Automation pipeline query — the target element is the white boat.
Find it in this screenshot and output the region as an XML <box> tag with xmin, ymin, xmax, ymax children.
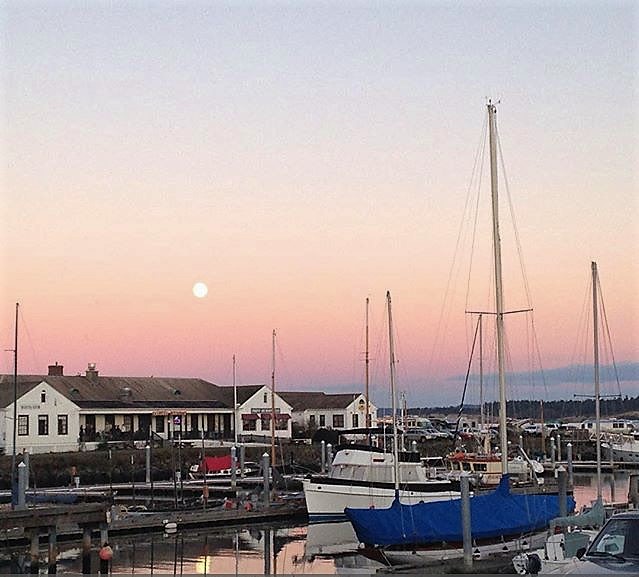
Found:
<box><xmin>302</xmin><ymin>443</ymin><xmax>458</xmax><ymax>521</ymax></box>
<box><xmin>602</xmin><ymin>433</ymin><xmax>639</xmax><ymax>463</ymax></box>
<box><xmin>303</xmin><ymin>295</ymin><xmax>459</xmax><ymax>520</ymax></box>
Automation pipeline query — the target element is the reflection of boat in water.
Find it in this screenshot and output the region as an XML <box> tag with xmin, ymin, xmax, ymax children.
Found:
<box><xmin>304</xmin><ymin>521</ymin><xmax>360</xmax><ymax>559</ymax></box>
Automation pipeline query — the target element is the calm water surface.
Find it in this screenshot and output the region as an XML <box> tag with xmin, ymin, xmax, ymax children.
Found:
<box><xmin>1</xmin><ymin>472</ymin><xmax>631</xmax><ymax>574</ymax></box>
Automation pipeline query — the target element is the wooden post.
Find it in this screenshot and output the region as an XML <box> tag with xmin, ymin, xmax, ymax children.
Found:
<box><xmin>48</xmin><ymin>526</ymin><xmax>57</xmax><ymax>574</ymax></box>
<box><xmin>30</xmin><ymin>529</ymin><xmax>39</xmax><ymax>574</ymax></box>
<box><xmin>82</xmin><ymin>527</ymin><xmax>92</xmax><ymax>574</ymax></box>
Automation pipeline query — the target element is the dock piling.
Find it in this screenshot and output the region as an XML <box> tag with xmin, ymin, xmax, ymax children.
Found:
<box><xmin>81</xmin><ymin>527</ymin><xmax>92</xmax><ymax>574</ymax></box>
<box><xmin>262</xmin><ymin>453</ymin><xmax>270</xmax><ymax>506</ymax></box>
<box><xmin>29</xmin><ymin>529</ymin><xmax>39</xmax><ymax>574</ymax></box>
<box><xmin>566</xmin><ymin>443</ymin><xmax>573</xmax><ymax>485</ymax></box>
<box><xmin>628</xmin><ymin>474</ymin><xmax>639</xmax><ymax>508</ymax></box>
<box><xmin>231</xmin><ymin>446</ymin><xmax>237</xmax><ymax>491</ymax></box>
<box><xmin>320</xmin><ymin>441</ymin><xmax>326</xmax><ymax>473</ymax></box>
<box><xmin>558</xmin><ymin>466</ymin><xmax>567</xmax><ymax>519</ymax></box>
<box><xmin>17</xmin><ymin>461</ymin><xmax>27</xmax><ymax>510</ymax></box>
<box><xmin>48</xmin><ymin>526</ymin><xmax>57</xmax><ymax>574</ymax></box>
<box><xmin>460</xmin><ymin>473</ymin><xmax>472</xmax><ymax>570</ymax></box>
<box><xmin>240</xmin><ymin>445</ymin><xmax>246</xmax><ymax>479</ymax></box>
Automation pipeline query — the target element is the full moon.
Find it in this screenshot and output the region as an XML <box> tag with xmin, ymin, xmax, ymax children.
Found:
<box><xmin>192</xmin><ymin>282</ymin><xmax>208</xmax><ymax>298</ymax></box>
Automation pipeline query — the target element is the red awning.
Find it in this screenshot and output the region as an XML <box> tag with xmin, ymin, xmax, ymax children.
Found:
<box><xmin>260</xmin><ymin>413</ymin><xmax>291</xmax><ymax>420</ymax></box>
<box><xmin>241</xmin><ymin>413</ymin><xmax>259</xmax><ymax>420</ymax></box>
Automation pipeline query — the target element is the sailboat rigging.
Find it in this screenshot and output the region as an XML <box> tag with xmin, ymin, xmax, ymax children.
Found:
<box><xmin>344</xmin><ymin>102</ymin><xmax>574</xmax><ymax>561</ymax></box>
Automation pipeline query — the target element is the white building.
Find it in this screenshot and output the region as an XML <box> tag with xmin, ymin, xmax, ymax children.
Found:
<box><xmin>224</xmin><ymin>384</ymin><xmax>293</xmax><ymax>441</ymax></box>
<box><xmin>279</xmin><ymin>391</ymin><xmax>377</xmax><ymax>432</ymax></box>
<box><xmin>0</xmin><ymin>364</ymin><xmax>292</xmax><ymax>454</ymax></box>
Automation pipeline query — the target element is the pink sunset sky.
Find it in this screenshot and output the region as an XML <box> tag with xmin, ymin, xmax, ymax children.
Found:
<box><xmin>1</xmin><ymin>2</ymin><xmax>637</xmax><ymax>406</ymax></box>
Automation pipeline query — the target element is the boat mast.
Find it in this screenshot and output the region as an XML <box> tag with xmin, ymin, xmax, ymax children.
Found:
<box><xmin>479</xmin><ymin>313</ymin><xmax>484</xmax><ymax>432</ymax></box>
<box><xmin>270</xmin><ymin>329</ymin><xmax>277</xmax><ymax>467</ymax></box>
<box><xmin>487</xmin><ymin>101</ymin><xmax>509</xmax><ymax>474</ymax></box>
<box><xmin>10</xmin><ymin>302</ymin><xmax>19</xmax><ymax>509</ymax></box>
<box><xmin>386</xmin><ymin>291</ymin><xmax>400</xmax><ymax>491</ymax></box>
<box><xmin>365</xmin><ymin>297</ymin><xmax>371</xmax><ymax>430</ymax></box>
<box><xmin>592</xmin><ymin>261</ymin><xmax>602</xmax><ymax>500</ymax></box>
<box><xmin>233</xmin><ymin>354</ymin><xmax>238</xmax><ymax>446</ymax></box>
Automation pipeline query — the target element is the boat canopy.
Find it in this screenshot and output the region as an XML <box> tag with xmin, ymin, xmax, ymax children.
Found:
<box><xmin>200</xmin><ymin>454</ymin><xmax>232</xmax><ymax>473</ymax></box>
<box><xmin>345</xmin><ymin>475</ymin><xmax>575</xmax><ymax>547</ymax></box>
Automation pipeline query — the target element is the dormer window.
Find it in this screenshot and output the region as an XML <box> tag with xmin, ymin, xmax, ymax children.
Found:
<box><xmin>41</xmin><ymin>391</ymin><xmax>46</xmax><ymax>403</ymax></box>
<box><xmin>263</xmin><ymin>393</ymin><xmax>268</xmax><ymax>403</ymax></box>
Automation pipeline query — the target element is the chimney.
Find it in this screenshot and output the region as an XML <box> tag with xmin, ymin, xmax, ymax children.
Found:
<box><xmin>48</xmin><ymin>362</ymin><xmax>64</xmax><ymax>376</ymax></box>
<box><xmin>85</xmin><ymin>362</ymin><xmax>99</xmax><ymax>382</ymax></box>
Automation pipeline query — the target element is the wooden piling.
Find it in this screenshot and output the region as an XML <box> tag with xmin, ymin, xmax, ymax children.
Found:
<box><xmin>48</xmin><ymin>526</ymin><xmax>57</xmax><ymax>574</ymax></box>
<box><xmin>29</xmin><ymin>529</ymin><xmax>39</xmax><ymax>574</ymax></box>
<box><xmin>82</xmin><ymin>527</ymin><xmax>92</xmax><ymax>574</ymax></box>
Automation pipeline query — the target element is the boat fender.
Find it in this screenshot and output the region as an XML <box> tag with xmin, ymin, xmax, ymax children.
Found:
<box><xmin>99</xmin><ymin>544</ymin><xmax>113</xmax><ymax>561</ymax></box>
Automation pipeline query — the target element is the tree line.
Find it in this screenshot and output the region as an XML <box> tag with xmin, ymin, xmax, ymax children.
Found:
<box><xmin>404</xmin><ymin>396</ymin><xmax>639</xmax><ymax>421</ymax></box>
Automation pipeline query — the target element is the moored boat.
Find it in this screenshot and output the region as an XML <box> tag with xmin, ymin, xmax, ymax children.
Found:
<box><xmin>303</xmin><ymin>443</ymin><xmax>458</xmax><ymax>521</ymax></box>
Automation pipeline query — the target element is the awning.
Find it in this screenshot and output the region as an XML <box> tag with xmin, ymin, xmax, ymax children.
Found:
<box><xmin>241</xmin><ymin>414</ymin><xmax>259</xmax><ymax>421</ymax></box>
<box><xmin>260</xmin><ymin>413</ymin><xmax>291</xmax><ymax>420</ymax></box>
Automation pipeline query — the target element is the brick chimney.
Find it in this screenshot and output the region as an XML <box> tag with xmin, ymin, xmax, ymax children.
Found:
<box><xmin>85</xmin><ymin>362</ymin><xmax>99</xmax><ymax>382</ymax></box>
<box><xmin>48</xmin><ymin>362</ymin><xmax>64</xmax><ymax>376</ymax></box>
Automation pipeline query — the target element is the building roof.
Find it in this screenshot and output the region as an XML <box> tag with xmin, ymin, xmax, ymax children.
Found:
<box><xmin>0</xmin><ymin>374</ymin><xmax>228</xmax><ymax>409</ymax></box>
<box><xmin>214</xmin><ymin>384</ymin><xmax>266</xmax><ymax>407</ymax></box>
<box><xmin>279</xmin><ymin>391</ymin><xmax>363</xmax><ymax>411</ymax></box>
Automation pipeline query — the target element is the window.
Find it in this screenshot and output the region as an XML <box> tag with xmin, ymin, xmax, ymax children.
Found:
<box><xmin>276</xmin><ymin>417</ymin><xmax>288</xmax><ymax>430</ymax></box>
<box><xmin>123</xmin><ymin>415</ymin><xmax>133</xmax><ymax>432</ymax></box>
<box><xmin>18</xmin><ymin>415</ymin><xmax>29</xmax><ymax>436</ymax></box>
<box><xmin>243</xmin><ymin>418</ymin><xmax>257</xmax><ymax>431</ymax></box>
<box><xmin>263</xmin><ymin>392</ymin><xmax>268</xmax><ymax>403</ymax></box>
<box><xmin>105</xmin><ymin>414</ymin><xmax>115</xmax><ymax>431</ymax></box>
<box><xmin>38</xmin><ymin>415</ymin><xmax>49</xmax><ymax>436</ymax></box>
<box><xmin>333</xmin><ymin>414</ymin><xmax>345</xmax><ymax>428</ymax></box>
<box><xmin>57</xmin><ymin>415</ymin><xmax>68</xmax><ymax>435</ymax></box>
<box><xmin>352</xmin><ymin>413</ymin><xmax>359</xmax><ymax>428</ymax></box>
<box><xmin>41</xmin><ymin>391</ymin><xmax>46</xmax><ymax>403</ymax></box>
<box><xmin>260</xmin><ymin>416</ymin><xmax>270</xmax><ymax>431</ymax></box>
<box><xmin>309</xmin><ymin>414</ymin><xmax>316</xmax><ymax>427</ymax></box>
<box><xmin>319</xmin><ymin>415</ymin><xmax>326</xmax><ymax>427</ymax></box>
<box><xmin>155</xmin><ymin>416</ymin><xmax>165</xmax><ymax>433</ymax></box>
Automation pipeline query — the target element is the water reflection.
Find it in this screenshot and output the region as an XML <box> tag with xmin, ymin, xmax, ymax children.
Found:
<box><xmin>0</xmin><ymin>473</ymin><xmax>631</xmax><ymax>574</ymax></box>
<box><xmin>572</xmin><ymin>471</ymin><xmax>630</xmax><ymax>508</ymax></box>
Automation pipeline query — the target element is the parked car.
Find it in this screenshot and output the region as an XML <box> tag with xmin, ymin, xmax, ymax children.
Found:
<box><xmin>404</xmin><ymin>426</ymin><xmax>450</xmax><ymax>442</ymax></box>
<box><xmin>546</xmin><ymin>511</ymin><xmax>639</xmax><ymax>574</ymax></box>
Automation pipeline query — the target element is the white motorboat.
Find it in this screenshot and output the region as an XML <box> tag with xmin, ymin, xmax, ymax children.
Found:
<box><xmin>303</xmin><ymin>443</ymin><xmax>458</xmax><ymax>521</ymax></box>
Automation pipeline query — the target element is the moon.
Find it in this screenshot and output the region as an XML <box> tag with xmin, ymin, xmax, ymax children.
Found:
<box><xmin>192</xmin><ymin>282</ymin><xmax>208</xmax><ymax>298</ymax></box>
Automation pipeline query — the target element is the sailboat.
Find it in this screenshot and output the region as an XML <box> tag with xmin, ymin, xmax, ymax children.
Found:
<box><xmin>344</xmin><ymin>102</ymin><xmax>574</xmax><ymax>564</ymax></box>
<box><xmin>512</xmin><ymin>261</ymin><xmax>609</xmax><ymax>575</ymax></box>
<box><xmin>303</xmin><ymin>295</ymin><xmax>459</xmax><ymax>521</ymax></box>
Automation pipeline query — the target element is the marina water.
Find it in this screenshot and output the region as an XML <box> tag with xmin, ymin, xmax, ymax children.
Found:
<box><xmin>0</xmin><ymin>472</ymin><xmax>631</xmax><ymax>574</ymax></box>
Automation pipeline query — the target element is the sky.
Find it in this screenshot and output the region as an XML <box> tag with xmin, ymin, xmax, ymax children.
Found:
<box><xmin>1</xmin><ymin>1</ymin><xmax>637</xmax><ymax>407</ymax></box>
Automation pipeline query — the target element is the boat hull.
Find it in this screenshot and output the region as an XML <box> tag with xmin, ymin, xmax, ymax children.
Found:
<box><xmin>303</xmin><ymin>477</ymin><xmax>458</xmax><ymax>521</ymax></box>
<box><xmin>602</xmin><ymin>442</ymin><xmax>639</xmax><ymax>464</ymax></box>
<box><xmin>362</xmin><ymin>530</ymin><xmax>548</xmax><ymax>569</ymax></box>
